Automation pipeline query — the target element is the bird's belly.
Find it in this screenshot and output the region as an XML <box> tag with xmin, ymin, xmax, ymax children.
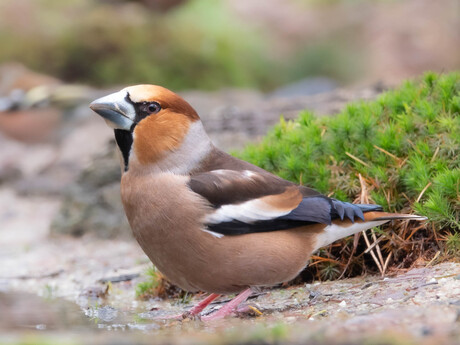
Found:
<box><xmin>139</xmin><ymin>227</ymin><xmax>317</xmax><ymax>294</ymax></box>
<box><xmin>121</xmin><ymin>172</ymin><xmax>317</xmax><ymax>294</ymax></box>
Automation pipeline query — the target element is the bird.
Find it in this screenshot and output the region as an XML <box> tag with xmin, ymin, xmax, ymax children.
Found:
<box><xmin>89</xmin><ymin>85</ymin><xmax>426</xmax><ymax>321</ymax></box>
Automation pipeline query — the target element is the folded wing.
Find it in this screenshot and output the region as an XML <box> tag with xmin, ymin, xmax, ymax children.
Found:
<box><xmin>188</xmin><ymin>169</ymin><xmax>382</xmax><ymax>235</ymax></box>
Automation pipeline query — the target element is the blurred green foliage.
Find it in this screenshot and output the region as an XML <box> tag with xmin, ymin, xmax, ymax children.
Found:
<box><xmin>238</xmin><ymin>72</ymin><xmax>460</xmax><ymax>274</ymax></box>
<box><xmin>0</xmin><ymin>0</ymin><xmax>360</xmax><ymax>90</ymax></box>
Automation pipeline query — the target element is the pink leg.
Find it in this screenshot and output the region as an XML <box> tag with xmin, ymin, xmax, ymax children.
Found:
<box><xmin>184</xmin><ymin>293</ymin><xmax>220</xmax><ymax>318</ymax></box>
<box><xmin>157</xmin><ymin>293</ymin><xmax>220</xmax><ymax>320</ymax></box>
<box><xmin>201</xmin><ymin>288</ymin><xmax>252</xmax><ymax>321</ymax></box>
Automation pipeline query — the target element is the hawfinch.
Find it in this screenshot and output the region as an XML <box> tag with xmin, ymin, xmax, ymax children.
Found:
<box><xmin>90</xmin><ymin>85</ymin><xmax>426</xmax><ymax>320</ymax></box>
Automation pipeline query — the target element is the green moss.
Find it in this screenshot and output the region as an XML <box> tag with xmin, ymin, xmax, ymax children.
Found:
<box><xmin>135</xmin><ymin>266</ymin><xmax>162</xmax><ymax>299</ymax></box>
<box><xmin>237</xmin><ymin>72</ymin><xmax>460</xmax><ymax>274</ymax></box>
<box><xmin>136</xmin><ymin>265</ymin><xmax>187</xmax><ymax>300</ymax></box>
<box><xmin>445</xmin><ymin>232</ymin><xmax>460</xmax><ymax>256</ymax></box>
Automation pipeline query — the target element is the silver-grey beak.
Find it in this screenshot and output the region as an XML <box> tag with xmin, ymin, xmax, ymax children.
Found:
<box><xmin>89</xmin><ymin>90</ymin><xmax>136</xmax><ymax>131</ymax></box>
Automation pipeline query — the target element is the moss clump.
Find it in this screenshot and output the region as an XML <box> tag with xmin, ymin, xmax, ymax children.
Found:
<box><xmin>135</xmin><ymin>266</ymin><xmax>160</xmax><ymax>299</ymax></box>
<box><xmin>136</xmin><ymin>266</ymin><xmax>187</xmax><ymax>300</ymax></box>
<box><xmin>238</xmin><ymin>72</ymin><xmax>459</xmax><ymax>279</ymax></box>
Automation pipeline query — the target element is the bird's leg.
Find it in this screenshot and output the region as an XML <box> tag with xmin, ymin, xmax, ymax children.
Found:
<box><xmin>159</xmin><ymin>293</ymin><xmax>220</xmax><ymax>320</ymax></box>
<box><xmin>182</xmin><ymin>293</ymin><xmax>220</xmax><ymax>319</ymax></box>
<box><xmin>201</xmin><ymin>288</ymin><xmax>252</xmax><ymax>321</ymax></box>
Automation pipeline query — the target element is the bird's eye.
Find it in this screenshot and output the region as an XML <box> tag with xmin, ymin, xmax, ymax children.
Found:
<box><xmin>136</xmin><ymin>101</ymin><xmax>162</xmax><ymax>122</ymax></box>
<box><xmin>147</xmin><ymin>102</ymin><xmax>161</xmax><ymax>114</ymax></box>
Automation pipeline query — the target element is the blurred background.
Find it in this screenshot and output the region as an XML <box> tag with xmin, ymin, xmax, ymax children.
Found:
<box><xmin>1</xmin><ymin>0</ymin><xmax>459</xmax><ymax>91</ymax></box>
<box><xmin>0</xmin><ymin>0</ymin><xmax>459</xmax><ymax>343</ymax></box>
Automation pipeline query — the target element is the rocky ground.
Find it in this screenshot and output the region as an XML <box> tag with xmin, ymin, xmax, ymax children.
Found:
<box><xmin>0</xmin><ymin>71</ymin><xmax>459</xmax><ymax>344</ymax></box>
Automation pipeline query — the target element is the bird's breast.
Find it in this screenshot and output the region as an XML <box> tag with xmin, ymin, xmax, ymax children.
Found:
<box><xmin>120</xmin><ymin>171</ymin><xmax>214</xmax><ymax>290</ymax></box>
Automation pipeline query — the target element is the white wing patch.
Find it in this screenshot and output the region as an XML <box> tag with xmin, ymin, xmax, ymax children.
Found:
<box><xmin>205</xmin><ymin>198</ymin><xmax>292</xmax><ymax>224</ymax></box>
<box><xmin>243</xmin><ymin>170</ymin><xmax>256</xmax><ymax>178</ymax></box>
<box><xmin>212</xmin><ymin>169</ymin><xmax>256</xmax><ymax>180</ymax></box>
<box><xmin>202</xmin><ymin>229</ymin><xmax>225</xmax><ymax>238</ymax></box>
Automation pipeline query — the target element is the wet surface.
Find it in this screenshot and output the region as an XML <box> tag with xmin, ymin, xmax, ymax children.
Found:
<box><xmin>1</xmin><ymin>258</ymin><xmax>459</xmax><ymax>344</ymax></box>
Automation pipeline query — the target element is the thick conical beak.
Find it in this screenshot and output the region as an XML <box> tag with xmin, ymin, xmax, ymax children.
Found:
<box><xmin>89</xmin><ymin>90</ymin><xmax>136</xmax><ymax>130</ymax></box>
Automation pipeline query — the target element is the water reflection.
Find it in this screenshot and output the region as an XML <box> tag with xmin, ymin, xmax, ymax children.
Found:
<box><xmin>0</xmin><ymin>291</ymin><xmax>94</xmax><ymax>331</ymax></box>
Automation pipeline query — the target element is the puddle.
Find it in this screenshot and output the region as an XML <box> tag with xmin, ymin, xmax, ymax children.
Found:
<box><xmin>0</xmin><ymin>291</ymin><xmax>94</xmax><ymax>332</ymax></box>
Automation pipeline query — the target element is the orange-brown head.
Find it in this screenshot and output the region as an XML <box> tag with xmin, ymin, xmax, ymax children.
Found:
<box><xmin>90</xmin><ymin>85</ymin><xmax>210</xmax><ymax>173</ymax></box>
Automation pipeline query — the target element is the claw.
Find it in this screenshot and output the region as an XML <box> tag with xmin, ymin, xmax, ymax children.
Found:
<box><xmin>248</xmin><ymin>305</ymin><xmax>263</xmax><ymax>316</ymax></box>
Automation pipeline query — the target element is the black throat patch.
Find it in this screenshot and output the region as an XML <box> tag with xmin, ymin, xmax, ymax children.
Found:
<box><xmin>112</xmin><ymin>94</ymin><xmax>156</xmax><ymax>172</ymax></box>
<box><xmin>114</xmin><ymin>129</ymin><xmax>133</xmax><ymax>171</ymax></box>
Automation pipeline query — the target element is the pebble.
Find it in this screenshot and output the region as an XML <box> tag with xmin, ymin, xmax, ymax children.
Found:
<box><xmin>339</xmin><ymin>300</ymin><xmax>347</xmax><ymax>308</ymax></box>
<box><xmin>96</xmin><ymin>305</ymin><xmax>118</xmax><ymax>322</ymax></box>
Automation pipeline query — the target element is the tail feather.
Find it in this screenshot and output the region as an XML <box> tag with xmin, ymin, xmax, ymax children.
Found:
<box><xmin>364</xmin><ymin>212</ymin><xmax>428</xmax><ymax>222</ymax></box>
<box><xmin>313</xmin><ymin>211</ymin><xmax>427</xmax><ymax>251</ymax></box>
<box><xmin>363</xmin><ymin>211</ymin><xmax>428</xmax><ymax>222</ymax></box>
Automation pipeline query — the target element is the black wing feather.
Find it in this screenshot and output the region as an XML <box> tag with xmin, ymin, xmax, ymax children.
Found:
<box><xmin>206</xmin><ymin>197</ymin><xmax>383</xmax><ymax>236</ymax></box>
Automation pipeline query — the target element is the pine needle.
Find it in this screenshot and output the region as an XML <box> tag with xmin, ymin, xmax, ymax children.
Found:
<box><xmin>345</xmin><ymin>152</ymin><xmax>369</xmax><ymax>167</ymax></box>
<box><xmin>373</xmin><ymin>144</ymin><xmax>400</xmax><ymax>162</ymax></box>
<box><xmin>416</xmin><ymin>182</ymin><xmax>432</xmax><ymax>203</ymax></box>
<box><xmin>310</xmin><ymin>255</ymin><xmax>345</xmax><ymax>267</ymax></box>
<box><xmin>430</xmin><ymin>146</ymin><xmax>440</xmax><ymax>163</ymax></box>
<box><xmin>425</xmin><ymin>251</ymin><xmax>441</xmax><ymax>267</ymax></box>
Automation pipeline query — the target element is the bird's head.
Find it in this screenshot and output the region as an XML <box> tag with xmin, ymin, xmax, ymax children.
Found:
<box><xmin>90</xmin><ymin>85</ymin><xmax>211</xmax><ymax>173</ymax></box>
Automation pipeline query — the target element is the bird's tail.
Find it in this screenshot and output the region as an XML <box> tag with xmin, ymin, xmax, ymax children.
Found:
<box><xmin>313</xmin><ymin>210</ymin><xmax>427</xmax><ymax>251</ymax></box>
<box><xmin>363</xmin><ymin>211</ymin><xmax>428</xmax><ymax>222</ymax></box>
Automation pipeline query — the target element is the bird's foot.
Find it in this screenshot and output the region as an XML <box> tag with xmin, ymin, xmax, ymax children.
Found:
<box><xmin>154</xmin><ymin>289</ymin><xmax>253</xmax><ymax>321</ymax></box>
<box><xmin>152</xmin><ymin>293</ymin><xmax>220</xmax><ymax>321</ymax></box>
<box><xmin>184</xmin><ymin>292</ymin><xmax>220</xmax><ymax>319</ymax></box>
<box><xmin>164</xmin><ymin>293</ymin><xmax>220</xmax><ymax>320</ymax></box>
<box><xmin>201</xmin><ymin>288</ymin><xmax>252</xmax><ymax>321</ymax></box>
